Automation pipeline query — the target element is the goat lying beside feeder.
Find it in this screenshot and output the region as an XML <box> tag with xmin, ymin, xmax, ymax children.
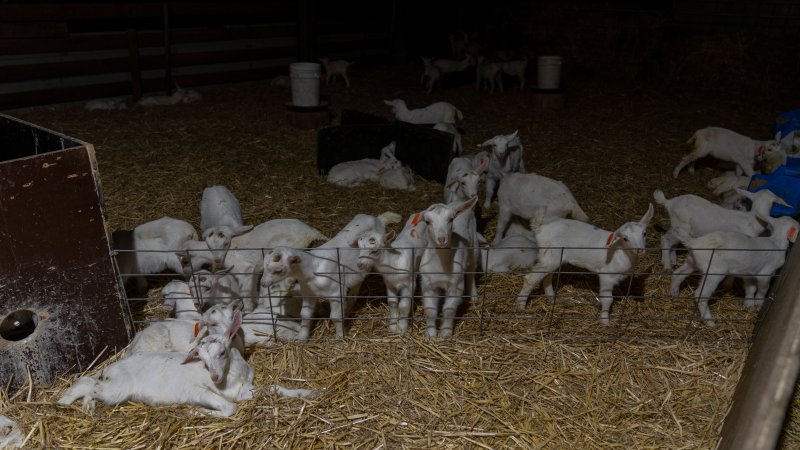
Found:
<box><xmin>59</xmin><ymin>312</ymin><xmax>315</xmax><ymax>417</ymax></box>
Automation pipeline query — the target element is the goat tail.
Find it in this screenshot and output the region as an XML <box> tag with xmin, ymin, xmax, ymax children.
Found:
<box><xmin>686</xmin><ymin>129</ymin><xmax>703</xmax><ymax>148</ymax></box>
<box><xmin>455</xmin><ymin>108</ymin><xmax>464</xmax><ymax>121</ymax></box>
<box><xmin>572</xmin><ymin>204</ymin><xmax>590</xmax><ymax>222</ymax></box>
<box><xmin>378</xmin><ymin>211</ymin><xmax>402</xmax><ymax>227</ymax></box>
<box><xmin>653</xmin><ymin>189</ymin><xmax>669</xmax><ymax>206</ymax></box>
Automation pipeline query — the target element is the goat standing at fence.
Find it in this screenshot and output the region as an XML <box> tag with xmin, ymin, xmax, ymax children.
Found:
<box><xmin>517</xmin><ymin>203</ymin><xmax>654</xmax><ymax>325</ymax></box>
<box><xmin>668</xmin><ymin>214</ymin><xmax>798</xmax><ymax>326</ymax></box>
<box><xmin>260</xmin><ymin>212</ymin><xmax>401</xmax><ymax>339</ymax></box>
<box><xmin>356</xmin><ymin>211</ymin><xmax>430</xmax><ymax>333</ymax></box>
<box><xmin>654</xmin><ymin>188</ymin><xmax>790</xmax><ymax>269</ymax></box>
<box><xmin>418</xmin><ymin>196</ymin><xmax>480</xmax><ymax>338</ymax></box>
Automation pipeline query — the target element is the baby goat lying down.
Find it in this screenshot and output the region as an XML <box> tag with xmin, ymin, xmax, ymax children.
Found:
<box><xmin>58</xmin><ymin>312</ymin><xmax>315</xmax><ymax>417</ymax></box>
<box><xmin>516</xmin><ymin>203</ymin><xmax>654</xmax><ymax>325</ymax></box>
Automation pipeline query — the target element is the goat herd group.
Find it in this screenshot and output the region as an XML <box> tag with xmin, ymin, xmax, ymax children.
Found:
<box><xmin>56</xmin><ymin>96</ymin><xmax>798</xmax><ymax>417</ymax></box>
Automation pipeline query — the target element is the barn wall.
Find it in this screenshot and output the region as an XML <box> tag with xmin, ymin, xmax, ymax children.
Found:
<box><xmin>0</xmin><ymin>1</ymin><xmax>394</xmax><ymax>110</ymax></box>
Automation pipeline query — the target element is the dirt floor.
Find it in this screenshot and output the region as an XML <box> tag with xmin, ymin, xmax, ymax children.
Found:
<box><xmin>3</xmin><ymin>60</ymin><xmax>799</xmax><ymax>448</ymax></box>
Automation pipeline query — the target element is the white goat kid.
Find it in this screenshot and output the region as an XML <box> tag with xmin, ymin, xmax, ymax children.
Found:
<box><xmin>673</xmin><ymin>127</ymin><xmax>786</xmax><ymax>178</ymax></box>
<box><xmin>420</xmin><ymin>57</ymin><xmax>442</xmax><ymax>94</ymax></box>
<box><xmin>126</xmin><ymin>302</ymin><xmax>244</xmax><ymax>356</ymax></box>
<box><xmin>476</xmin><ymin>56</ymin><xmax>503</xmax><ymax>93</ymax></box>
<box><xmin>497</xmin><ymin>57</ymin><xmax>527</xmax><ymax>89</ymax></box>
<box><xmin>418</xmin><ymin>197</ymin><xmax>480</xmax><ymax>338</ymax></box>
<box><xmin>60</xmin><ymin>313</ymin><xmax>257</xmax><ymax>417</ymax></box>
<box><xmin>356</xmin><ymin>211</ymin><xmax>429</xmax><ymax>333</ymax></box>
<box><xmin>669</xmin><ymin>214</ymin><xmax>799</xmax><ymax>326</ymax></box>
<box><xmin>319</xmin><ymin>58</ymin><xmax>353</xmax><ymax>87</ymax></box>
<box><xmin>242</xmin><ymin>278</ymin><xmax>302</xmax><ymax>345</ymax></box>
<box><xmin>378</xmin><ymin>166</ymin><xmax>416</xmax><ymax>191</ymax></box>
<box><xmin>706</xmin><ymin>172</ymin><xmax>753</xmax><ymax>210</ymax></box>
<box><xmin>161</xmin><ymin>280</ymin><xmax>203</xmax><ymax>320</ymax></box>
<box><xmin>517</xmin><ymin>204</ymin><xmax>654</xmax><ymax>325</ymax></box>
<box><xmin>327</xmin><ymin>141</ymin><xmax>402</xmax><ymax>187</ymax></box>
<box><xmin>654</xmin><ymin>188</ymin><xmax>790</xmax><ymax>269</ymax></box>
<box><xmin>444</xmin><ymin>155</ymin><xmax>489</xmax><ymax>204</ymax></box>
<box><xmin>134</xmin><ymin>216</ymin><xmax>198</xmax><ymax>250</ymax></box>
<box><xmin>477</xmin><ymin>130</ymin><xmax>527</xmax><ymax>209</ymax></box>
<box><xmin>200</xmin><ymin>185</ymin><xmax>252</xmax><ymax>264</ymax></box>
<box><xmin>260</xmin><ymin>212</ymin><xmax>401</xmax><ymax>339</ymax></box>
<box><xmin>494</xmin><ymin>172</ymin><xmax>589</xmax><ymax>244</ymax></box>
<box><xmin>431</xmin><ymin>55</ymin><xmax>473</xmax><ymax>73</ymax></box>
<box><xmin>384</xmin><ymin>99</ymin><xmax>463</xmax><ymax>125</ymax></box>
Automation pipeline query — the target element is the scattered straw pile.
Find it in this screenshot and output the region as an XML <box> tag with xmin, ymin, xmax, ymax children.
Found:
<box><xmin>3</xmin><ymin>60</ymin><xmax>798</xmax><ymax>448</ymax></box>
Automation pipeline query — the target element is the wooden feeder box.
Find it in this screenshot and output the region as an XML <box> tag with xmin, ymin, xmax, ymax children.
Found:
<box><xmin>0</xmin><ymin>114</ymin><xmax>131</xmax><ymax>390</ymax></box>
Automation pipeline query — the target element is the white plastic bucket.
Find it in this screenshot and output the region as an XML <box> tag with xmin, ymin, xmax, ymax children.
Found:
<box><xmin>537</xmin><ymin>56</ymin><xmax>562</xmax><ymax>90</ymax></box>
<box><xmin>289</xmin><ymin>62</ymin><xmax>321</xmax><ymax>107</ymax></box>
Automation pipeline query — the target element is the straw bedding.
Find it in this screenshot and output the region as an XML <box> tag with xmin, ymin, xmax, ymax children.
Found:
<box><xmin>3</xmin><ymin>61</ymin><xmax>798</xmax><ymax>448</ymax></box>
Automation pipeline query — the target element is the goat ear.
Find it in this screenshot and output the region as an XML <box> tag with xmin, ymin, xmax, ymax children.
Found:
<box><xmin>735</xmin><ymin>188</ymin><xmax>754</xmax><ymax>200</ymax></box>
<box><xmin>477</xmin><ymin>138</ymin><xmax>492</xmax><ymax>148</ymax></box>
<box><xmin>182</xmin><ymin>347</ymin><xmax>200</xmax><ymax>364</ymax></box>
<box><xmin>475</xmin><ymin>155</ymin><xmax>489</xmax><ymax>175</ymax></box>
<box><xmin>384</xmin><ymin>230</ymin><xmax>396</xmax><ymax>243</ymax></box>
<box><xmin>383</xmin><ymin>100</ymin><xmax>393</xmax><ymax>106</ymax></box>
<box><xmin>775</xmin><ymin>131</ymin><xmax>783</xmax><ymax>142</ymax></box>
<box><xmin>226</xmin><ymin>310</ymin><xmax>242</xmax><ymax>341</ymax></box>
<box><xmin>605</xmin><ymin>232</ymin><xmax>623</xmax><ymax>264</ymax></box>
<box><xmin>216</xmin><ymin>265</ymin><xmax>234</xmax><ymax>275</ymax></box>
<box><xmin>445</xmin><ymin>177</ymin><xmax>459</xmax><ymax>190</ymax></box>
<box><xmin>455</xmin><ymin>196</ymin><xmax>479</xmax><ymax>215</ymax></box>
<box><xmin>350</xmin><ymin>239</ymin><xmax>359</xmax><ymax>248</ymax></box>
<box><xmin>509</xmin><ymin>130</ymin><xmax>519</xmax><ymax>140</ymax></box>
<box><xmin>288</xmin><ymin>254</ymin><xmax>301</xmax><ymax>265</ymax></box>
<box><xmin>640</xmin><ymin>203</ymin><xmax>654</xmax><ymax>225</ymax></box>
<box><xmin>232</xmin><ymin>225</ymin><xmax>254</xmax><ymax>236</ymax></box>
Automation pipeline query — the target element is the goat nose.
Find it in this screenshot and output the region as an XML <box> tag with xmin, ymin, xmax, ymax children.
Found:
<box><xmin>211</xmin><ymin>373</ymin><xmax>219</xmax><ymax>383</ymax></box>
<box><xmin>437</xmin><ymin>237</ymin><xmax>447</xmax><ymax>246</ymax></box>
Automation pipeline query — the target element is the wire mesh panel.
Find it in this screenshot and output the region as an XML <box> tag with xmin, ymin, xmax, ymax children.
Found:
<box><xmin>113</xmin><ymin>242</ymin><xmax>791</xmax><ymax>345</ymax></box>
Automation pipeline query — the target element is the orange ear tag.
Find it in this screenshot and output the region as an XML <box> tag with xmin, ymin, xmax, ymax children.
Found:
<box><xmin>788</xmin><ymin>227</ymin><xmax>797</xmax><ymax>243</ymax></box>
<box><xmin>605</xmin><ymin>233</ymin><xmax>615</xmax><ymax>247</ymax></box>
<box><xmin>411</xmin><ymin>212</ymin><xmax>422</xmax><ymax>226</ymax></box>
<box><xmin>194</xmin><ymin>322</ymin><xmax>201</xmax><ymax>337</ymax></box>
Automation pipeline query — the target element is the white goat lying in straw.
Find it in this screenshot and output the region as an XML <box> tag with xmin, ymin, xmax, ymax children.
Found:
<box><xmin>516</xmin><ymin>203</ymin><xmax>654</xmax><ymax>325</ymax></box>
<box><xmin>59</xmin><ymin>312</ymin><xmax>315</xmax><ymax>417</ymax></box>
<box><xmin>669</xmin><ymin>214</ymin><xmax>798</xmax><ymax>326</ymax></box>
<box><xmin>327</xmin><ymin>141</ymin><xmax>402</xmax><ymax>187</ymax></box>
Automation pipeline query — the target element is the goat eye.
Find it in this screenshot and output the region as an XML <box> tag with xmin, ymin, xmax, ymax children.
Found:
<box><xmin>199</xmin><ymin>276</ymin><xmax>206</xmax><ymax>282</ymax></box>
<box><xmin>272</xmin><ymin>254</ymin><xmax>281</xmax><ymax>262</ymax></box>
<box><xmin>217</xmin><ymin>232</ymin><xmax>224</xmax><ymax>238</ymax></box>
<box><xmin>623</xmin><ymin>237</ymin><xmax>629</xmax><ymax>242</ymax></box>
<box><xmin>448</xmin><ymin>218</ymin><xmax>453</xmax><ymax>223</ymax></box>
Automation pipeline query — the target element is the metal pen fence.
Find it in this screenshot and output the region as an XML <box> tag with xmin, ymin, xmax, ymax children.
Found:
<box><xmin>111</xmin><ymin>243</ymin><xmax>792</xmax><ymax>344</ymax></box>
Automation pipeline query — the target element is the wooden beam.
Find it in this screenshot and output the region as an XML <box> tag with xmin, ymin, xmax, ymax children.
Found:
<box><xmin>718</xmin><ymin>246</ymin><xmax>800</xmax><ymax>449</ymax></box>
